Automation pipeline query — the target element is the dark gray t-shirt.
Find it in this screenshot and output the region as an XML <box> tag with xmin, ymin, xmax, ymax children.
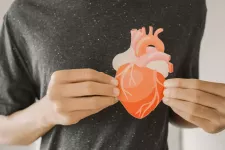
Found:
<box><xmin>0</xmin><ymin>0</ymin><xmax>206</xmax><ymax>150</ymax></box>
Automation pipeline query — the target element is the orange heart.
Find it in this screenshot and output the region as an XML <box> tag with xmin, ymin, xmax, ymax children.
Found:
<box><xmin>116</xmin><ymin>64</ymin><xmax>165</xmax><ymax>119</ymax></box>
<box><xmin>112</xmin><ymin>26</ymin><xmax>173</xmax><ymax>119</ymax></box>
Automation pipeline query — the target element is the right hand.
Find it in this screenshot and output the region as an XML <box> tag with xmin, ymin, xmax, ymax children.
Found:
<box><xmin>45</xmin><ymin>69</ymin><xmax>120</xmax><ymax>126</ymax></box>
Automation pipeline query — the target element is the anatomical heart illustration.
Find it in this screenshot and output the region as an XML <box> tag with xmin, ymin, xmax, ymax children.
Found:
<box><xmin>112</xmin><ymin>26</ymin><xmax>173</xmax><ymax>119</ymax></box>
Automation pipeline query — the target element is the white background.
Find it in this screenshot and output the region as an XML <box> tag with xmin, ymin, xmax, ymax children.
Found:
<box><xmin>0</xmin><ymin>0</ymin><xmax>225</xmax><ymax>150</ymax></box>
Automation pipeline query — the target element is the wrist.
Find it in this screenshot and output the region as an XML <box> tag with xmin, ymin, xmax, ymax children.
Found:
<box><xmin>36</xmin><ymin>96</ymin><xmax>57</xmax><ymax>128</ymax></box>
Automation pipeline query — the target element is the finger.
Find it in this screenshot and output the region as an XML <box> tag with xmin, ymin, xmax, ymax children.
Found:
<box><xmin>51</xmin><ymin>69</ymin><xmax>118</xmax><ymax>86</ymax></box>
<box><xmin>163</xmin><ymin>88</ymin><xmax>224</xmax><ymax>109</ymax></box>
<box><xmin>56</xmin><ymin>96</ymin><xmax>118</xmax><ymax>112</ymax></box>
<box><xmin>61</xmin><ymin>82</ymin><xmax>120</xmax><ymax>97</ymax></box>
<box><xmin>163</xmin><ymin>98</ymin><xmax>219</xmax><ymax>121</ymax></box>
<box><xmin>171</xmin><ymin>108</ymin><xmax>215</xmax><ymax>133</ymax></box>
<box><xmin>164</xmin><ymin>78</ymin><xmax>225</xmax><ymax>97</ymax></box>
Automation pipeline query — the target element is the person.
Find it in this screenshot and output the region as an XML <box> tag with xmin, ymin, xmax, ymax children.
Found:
<box><xmin>0</xmin><ymin>0</ymin><xmax>224</xmax><ymax>150</ymax></box>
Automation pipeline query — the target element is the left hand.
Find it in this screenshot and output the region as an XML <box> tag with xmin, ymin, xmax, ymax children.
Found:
<box><xmin>163</xmin><ymin>78</ymin><xmax>225</xmax><ymax>133</ymax></box>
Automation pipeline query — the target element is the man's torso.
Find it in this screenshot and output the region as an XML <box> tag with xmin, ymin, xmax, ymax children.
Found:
<box><xmin>6</xmin><ymin>0</ymin><xmax>207</xmax><ymax>149</ymax></box>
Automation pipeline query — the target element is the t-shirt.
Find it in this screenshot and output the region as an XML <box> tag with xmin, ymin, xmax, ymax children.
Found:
<box><xmin>0</xmin><ymin>0</ymin><xmax>207</xmax><ymax>150</ymax></box>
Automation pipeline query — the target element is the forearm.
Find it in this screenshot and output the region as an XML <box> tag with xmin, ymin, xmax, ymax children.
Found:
<box><xmin>169</xmin><ymin>110</ymin><xmax>197</xmax><ymax>128</ymax></box>
<box><xmin>0</xmin><ymin>97</ymin><xmax>55</xmax><ymax>145</ymax></box>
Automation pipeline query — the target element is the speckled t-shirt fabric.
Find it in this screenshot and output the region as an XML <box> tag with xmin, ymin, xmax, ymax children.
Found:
<box><xmin>0</xmin><ymin>0</ymin><xmax>206</xmax><ymax>150</ymax></box>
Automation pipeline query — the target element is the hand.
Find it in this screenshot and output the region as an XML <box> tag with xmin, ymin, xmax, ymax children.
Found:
<box><xmin>44</xmin><ymin>69</ymin><xmax>120</xmax><ymax>126</ymax></box>
<box><xmin>163</xmin><ymin>78</ymin><xmax>225</xmax><ymax>133</ymax></box>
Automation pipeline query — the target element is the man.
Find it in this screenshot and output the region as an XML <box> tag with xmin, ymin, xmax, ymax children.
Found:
<box><xmin>0</xmin><ymin>0</ymin><xmax>225</xmax><ymax>150</ymax></box>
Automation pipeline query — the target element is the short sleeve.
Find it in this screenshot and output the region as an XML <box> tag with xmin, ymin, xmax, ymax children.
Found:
<box><xmin>0</xmin><ymin>14</ymin><xmax>36</xmax><ymax>116</ymax></box>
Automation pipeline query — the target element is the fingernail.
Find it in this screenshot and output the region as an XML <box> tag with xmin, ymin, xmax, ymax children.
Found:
<box><xmin>113</xmin><ymin>88</ymin><xmax>120</xmax><ymax>96</ymax></box>
<box><xmin>114</xmin><ymin>97</ymin><xmax>119</xmax><ymax>103</ymax></box>
<box><xmin>163</xmin><ymin>89</ymin><xmax>169</xmax><ymax>96</ymax></box>
<box><xmin>164</xmin><ymin>80</ymin><xmax>170</xmax><ymax>87</ymax></box>
<box><xmin>111</xmin><ymin>79</ymin><xmax>119</xmax><ymax>86</ymax></box>
<box><xmin>162</xmin><ymin>97</ymin><xmax>169</xmax><ymax>103</ymax></box>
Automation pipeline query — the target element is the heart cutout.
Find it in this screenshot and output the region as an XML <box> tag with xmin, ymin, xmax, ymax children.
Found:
<box><xmin>112</xmin><ymin>26</ymin><xmax>173</xmax><ymax>119</ymax></box>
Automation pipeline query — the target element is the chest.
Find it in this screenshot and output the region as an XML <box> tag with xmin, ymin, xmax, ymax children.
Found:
<box><xmin>23</xmin><ymin>0</ymin><xmax>206</xmax><ymax>86</ymax></box>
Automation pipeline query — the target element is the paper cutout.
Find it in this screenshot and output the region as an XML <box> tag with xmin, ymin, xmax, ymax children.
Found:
<box><xmin>112</xmin><ymin>26</ymin><xmax>173</xmax><ymax>119</ymax></box>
